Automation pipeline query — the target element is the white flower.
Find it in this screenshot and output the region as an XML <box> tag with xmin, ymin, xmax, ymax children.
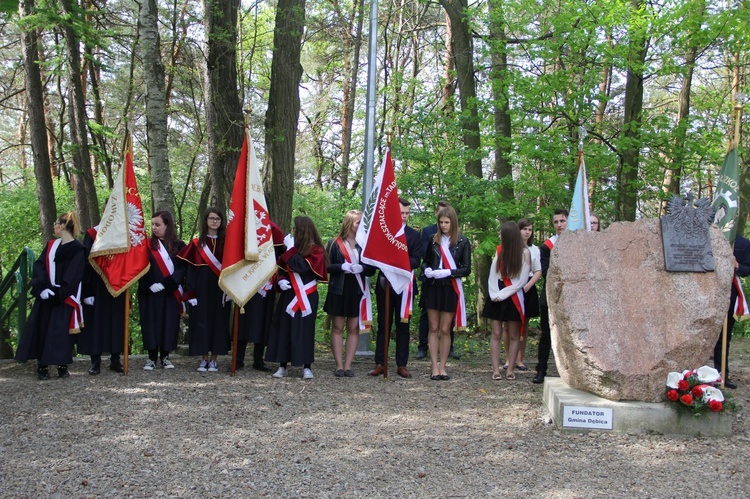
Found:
<box><xmin>696</xmin><ymin>366</ymin><xmax>721</xmax><ymax>383</ymax></box>
<box><xmin>702</xmin><ymin>386</ymin><xmax>724</xmax><ymax>403</ymax></box>
<box><xmin>666</xmin><ymin>372</ymin><xmax>682</xmax><ymax>389</ymax></box>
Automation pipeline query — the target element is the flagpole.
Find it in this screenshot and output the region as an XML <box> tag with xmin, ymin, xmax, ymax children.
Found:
<box><xmin>231</xmin><ymin>305</ymin><xmax>240</xmax><ymax>376</ymax></box>
<box><xmin>356</xmin><ymin>0</ymin><xmax>379</xmax><ymax>358</ymax></box>
<box><xmin>383</xmin><ymin>281</ymin><xmax>391</xmax><ymax>380</ymax></box>
<box><xmin>123</xmin><ymin>290</ymin><xmax>130</xmax><ymax>375</ymax></box>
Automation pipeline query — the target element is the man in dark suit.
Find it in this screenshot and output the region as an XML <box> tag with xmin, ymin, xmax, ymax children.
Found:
<box><xmin>533</xmin><ymin>208</ymin><xmax>568</xmax><ymax>384</ymax></box>
<box><xmin>415</xmin><ymin>200</ymin><xmax>459</xmax><ymax>360</ymax></box>
<box><xmin>369</xmin><ymin>198</ymin><xmax>424</xmax><ymax>378</ymax></box>
<box><xmin>714</xmin><ymin>234</ymin><xmax>750</xmax><ymax>389</ymax></box>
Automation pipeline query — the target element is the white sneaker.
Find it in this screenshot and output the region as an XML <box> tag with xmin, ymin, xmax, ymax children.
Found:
<box><xmin>197</xmin><ymin>360</ymin><xmax>208</xmax><ymax>372</ymax></box>
<box><xmin>272</xmin><ymin>367</ymin><xmax>287</xmax><ymax>378</ymax></box>
<box><xmin>302</xmin><ymin>368</ymin><xmax>314</xmax><ymax>379</ymax></box>
<box><xmin>162</xmin><ymin>357</ymin><xmax>175</xmax><ymax>369</ymax></box>
<box><xmin>143</xmin><ymin>360</ymin><xmax>156</xmax><ymax>371</ymax></box>
<box><xmin>207</xmin><ymin>360</ymin><xmax>218</xmax><ymax>372</ymax></box>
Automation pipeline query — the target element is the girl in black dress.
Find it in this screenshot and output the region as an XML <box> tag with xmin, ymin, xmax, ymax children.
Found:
<box><xmin>16</xmin><ymin>211</ymin><xmax>86</xmax><ymax>379</ymax></box>
<box><xmin>484</xmin><ymin>222</ymin><xmax>530</xmax><ymax>380</ymax></box>
<box><xmin>323</xmin><ymin>210</ymin><xmax>373</xmax><ymax>377</ymax></box>
<box><xmin>421</xmin><ymin>205</ymin><xmax>471</xmax><ymax>380</ymax></box>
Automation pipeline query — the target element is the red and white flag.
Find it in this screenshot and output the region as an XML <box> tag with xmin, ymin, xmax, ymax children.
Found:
<box><xmin>356</xmin><ymin>148</ymin><xmax>412</xmax><ymax>295</ymax></box>
<box><xmin>219</xmin><ymin>127</ymin><xmax>276</xmax><ymax>310</ymax></box>
<box><xmin>89</xmin><ymin>138</ymin><xmax>150</xmax><ymax>297</ymax></box>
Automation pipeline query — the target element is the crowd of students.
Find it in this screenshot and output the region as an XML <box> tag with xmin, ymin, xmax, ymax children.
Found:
<box><xmin>16</xmin><ymin>201</ymin><xmax>606</xmax><ymax>383</ymax></box>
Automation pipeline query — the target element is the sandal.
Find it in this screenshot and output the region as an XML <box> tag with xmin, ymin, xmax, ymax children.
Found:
<box><xmin>492</xmin><ymin>373</ymin><xmax>503</xmax><ymax>381</ymax></box>
<box><xmin>506</xmin><ymin>373</ymin><xmax>516</xmax><ymax>380</ymax></box>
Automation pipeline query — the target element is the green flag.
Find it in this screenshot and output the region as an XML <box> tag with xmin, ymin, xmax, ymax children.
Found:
<box><xmin>712</xmin><ymin>147</ymin><xmax>740</xmax><ymax>244</ymax></box>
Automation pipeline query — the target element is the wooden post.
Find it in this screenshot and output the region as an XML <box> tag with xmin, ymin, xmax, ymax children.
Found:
<box><xmin>231</xmin><ymin>305</ymin><xmax>240</xmax><ymax>376</ymax></box>
<box><xmin>123</xmin><ymin>291</ymin><xmax>130</xmax><ymax>375</ymax></box>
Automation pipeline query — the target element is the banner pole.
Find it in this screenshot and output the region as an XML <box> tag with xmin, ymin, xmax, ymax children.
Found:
<box><xmin>383</xmin><ymin>280</ymin><xmax>391</xmax><ymax>380</ymax></box>
<box><xmin>231</xmin><ymin>304</ymin><xmax>239</xmax><ymax>376</ymax></box>
<box><xmin>123</xmin><ymin>290</ymin><xmax>130</xmax><ymax>375</ymax></box>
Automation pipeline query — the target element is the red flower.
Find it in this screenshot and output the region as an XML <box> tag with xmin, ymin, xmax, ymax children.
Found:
<box><xmin>678</xmin><ymin>380</ymin><xmax>689</xmax><ymax>391</ymax></box>
<box><xmin>708</xmin><ymin>400</ymin><xmax>723</xmax><ymax>412</ymax></box>
<box><xmin>683</xmin><ymin>371</ymin><xmax>692</xmax><ymax>379</ymax></box>
<box><xmin>667</xmin><ymin>390</ymin><xmax>679</xmax><ymax>401</ymax></box>
<box><xmin>692</xmin><ymin>386</ymin><xmax>704</xmax><ymax>398</ymax></box>
<box><xmin>680</xmin><ymin>394</ymin><xmax>693</xmax><ymax>406</ymax></box>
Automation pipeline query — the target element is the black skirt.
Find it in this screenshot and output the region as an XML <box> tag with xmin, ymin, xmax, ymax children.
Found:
<box><xmin>482</xmin><ymin>280</ymin><xmax>521</xmax><ymax>322</ymax></box>
<box><xmin>524</xmin><ymin>284</ymin><xmax>540</xmax><ymax>318</ymax></box>
<box><xmin>323</xmin><ymin>274</ymin><xmax>363</xmax><ymax>317</ymax></box>
<box><xmin>421</xmin><ymin>280</ymin><xmax>458</xmax><ymax>313</ymax></box>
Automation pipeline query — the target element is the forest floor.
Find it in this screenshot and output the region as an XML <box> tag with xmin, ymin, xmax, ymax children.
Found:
<box><xmin>0</xmin><ymin>336</ymin><xmax>749</xmax><ymax>498</ymax></box>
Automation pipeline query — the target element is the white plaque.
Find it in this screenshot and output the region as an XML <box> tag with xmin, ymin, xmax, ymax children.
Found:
<box><xmin>562</xmin><ymin>406</ymin><xmax>613</xmax><ymax>430</ymax></box>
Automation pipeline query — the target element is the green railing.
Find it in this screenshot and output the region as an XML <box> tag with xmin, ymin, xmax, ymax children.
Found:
<box><xmin>0</xmin><ymin>247</ymin><xmax>35</xmax><ymax>354</ymax></box>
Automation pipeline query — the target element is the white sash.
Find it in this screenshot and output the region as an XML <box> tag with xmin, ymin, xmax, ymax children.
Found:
<box><xmin>286</xmin><ymin>272</ymin><xmax>317</xmax><ymax>317</ymax></box>
<box><xmin>439</xmin><ymin>237</ymin><xmax>466</xmax><ymax>330</ymax></box>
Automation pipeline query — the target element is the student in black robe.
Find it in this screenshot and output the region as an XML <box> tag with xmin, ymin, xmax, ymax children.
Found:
<box><xmin>178</xmin><ymin>208</ymin><xmax>230</xmax><ymax>372</ymax></box>
<box><xmin>235</xmin><ymin>220</ymin><xmax>285</xmax><ymax>371</ymax></box>
<box><xmin>77</xmin><ymin>226</ymin><xmax>127</xmax><ymax>375</ymax></box>
<box><xmin>138</xmin><ymin>210</ymin><xmax>186</xmax><ymax>370</ymax></box>
<box><xmin>265</xmin><ymin>216</ymin><xmax>328</xmax><ymax>379</ymax></box>
<box><xmin>16</xmin><ymin>211</ymin><xmax>86</xmax><ymax>379</ymax></box>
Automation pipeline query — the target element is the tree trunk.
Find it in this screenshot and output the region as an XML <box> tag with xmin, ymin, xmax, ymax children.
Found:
<box><xmin>203</xmin><ymin>0</ymin><xmax>244</xmax><ymax>212</ymax></box>
<box><xmin>264</xmin><ymin>0</ymin><xmax>306</xmax><ymax>233</ymax></box>
<box><xmin>60</xmin><ymin>0</ymin><xmax>99</xmax><ymax>228</ymax></box>
<box><xmin>21</xmin><ymin>0</ymin><xmax>56</xmax><ymax>241</ymax></box>
<box><xmin>439</xmin><ymin>0</ymin><xmax>481</xmax><ymax>176</ymax></box>
<box><xmin>140</xmin><ymin>0</ymin><xmax>176</xmax><ymax>215</ymax></box>
<box><xmin>340</xmin><ymin>0</ymin><xmax>364</xmax><ymax>190</ymax></box>
<box><xmin>616</xmin><ymin>0</ymin><xmax>648</xmax><ymax>222</ymax></box>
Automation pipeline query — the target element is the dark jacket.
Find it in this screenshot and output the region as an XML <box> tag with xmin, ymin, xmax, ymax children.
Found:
<box><xmin>325</xmin><ymin>238</ymin><xmax>376</xmax><ymax>296</ymax></box>
<box><xmin>421</xmin><ymin>235</ymin><xmax>471</xmax><ymax>286</ymax></box>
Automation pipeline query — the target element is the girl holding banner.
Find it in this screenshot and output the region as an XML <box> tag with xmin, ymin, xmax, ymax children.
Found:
<box><xmin>138</xmin><ymin>211</ymin><xmax>186</xmax><ymax>371</ymax></box>
<box><xmin>178</xmin><ymin>208</ymin><xmax>230</xmax><ymax>373</ymax></box>
<box><xmin>484</xmin><ymin>222</ymin><xmax>531</xmax><ymax>381</ymax></box>
<box><xmin>16</xmin><ymin>211</ymin><xmax>86</xmax><ymax>379</ymax></box>
<box><xmin>324</xmin><ymin>210</ymin><xmax>375</xmax><ymax>377</ymax></box>
<box><xmin>266</xmin><ymin>216</ymin><xmax>328</xmax><ymax>379</ymax></box>
<box><xmin>421</xmin><ymin>205</ymin><xmax>471</xmax><ymax>381</ymax></box>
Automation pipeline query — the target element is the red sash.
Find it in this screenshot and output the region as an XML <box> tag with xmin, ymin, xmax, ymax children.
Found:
<box><xmin>733</xmin><ymin>275</ymin><xmax>748</xmax><ymax>317</ymax></box>
<box><xmin>439</xmin><ymin>243</ymin><xmax>466</xmax><ymax>330</ymax></box>
<box><xmin>399</xmin><ymin>272</ymin><xmax>415</xmax><ymax>323</ymax></box>
<box><xmin>335</xmin><ymin>238</ymin><xmax>372</xmax><ymax>331</ymax></box>
<box><xmin>150</xmin><ymin>242</ymin><xmax>185</xmax><ymax>315</ymax></box>
<box><xmin>197</xmin><ymin>240</ymin><xmax>222</xmax><ymax>277</ymax></box>
<box><xmin>286</xmin><ymin>272</ymin><xmax>317</xmax><ymax>317</ymax></box>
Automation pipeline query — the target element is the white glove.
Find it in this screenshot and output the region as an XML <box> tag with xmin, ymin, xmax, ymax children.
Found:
<box><xmin>223</xmin><ymin>293</ymin><xmax>232</xmax><ymax>303</ymax></box>
<box><xmin>424</xmin><ymin>268</ymin><xmax>435</xmax><ymax>278</ymax></box>
<box><xmin>149</xmin><ymin>283</ymin><xmax>165</xmax><ymax>293</ymax></box>
<box><xmin>187</xmin><ymin>298</ymin><xmax>198</xmax><ymax>306</ymax></box>
<box><xmin>284</xmin><ymin>234</ymin><xmax>295</xmax><ymax>250</ymax></box>
<box><xmin>39</xmin><ymin>289</ymin><xmax>55</xmax><ymax>300</ymax></box>
<box><xmin>350</xmin><ymin>264</ymin><xmax>364</xmax><ymax>274</ymax></box>
<box><xmin>278</xmin><ymin>279</ymin><xmax>292</xmax><ymax>291</ymax></box>
<box><xmin>341</xmin><ymin>262</ymin><xmax>353</xmax><ymax>273</ymax></box>
<box><xmin>434</xmin><ymin>269</ymin><xmax>452</xmax><ymax>279</ymax></box>
<box><xmin>83</xmin><ymin>297</ymin><xmax>95</xmax><ymax>306</ymax></box>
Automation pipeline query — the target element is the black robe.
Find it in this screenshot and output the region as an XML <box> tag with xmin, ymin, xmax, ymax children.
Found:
<box><xmin>137</xmin><ymin>240</ymin><xmax>186</xmax><ymax>351</ymax></box>
<box><xmin>179</xmin><ymin>238</ymin><xmax>230</xmax><ymax>356</ymax></box>
<box><xmin>16</xmin><ymin>238</ymin><xmax>85</xmax><ymax>366</ymax></box>
<box><xmin>265</xmin><ymin>246</ymin><xmax>327</xmax><ymax>366</ymax></box>
<box><xmin>76</xmin><ymin>228</ymin><xmax>127</xmax><ymax>356</ymax></box>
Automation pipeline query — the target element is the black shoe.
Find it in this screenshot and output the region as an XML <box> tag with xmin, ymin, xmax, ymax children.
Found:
<box><xmin>37</xmin><ymin>367</ymin><xmax>50</xmax><ymax>380</ymax></box>
<box><xmin>88</xmin><ymin>363</ymin><xmax>101</xmax><ymax>375</ymax></box>
<box><xmin>724</xmin><ymin>379</ymin><xmax>737</xmax><ymax>390</ymax></box>
<box><xmin>57</xmin><ymin>366</ymin><xmax>70</xmax><ymax>378</ymax></box>
<box><xmin>448</xmin><ymin>350</ymin><xmax>460</xmax><ymax>360</ymax></box>
<box><xmin>252</xmin><ymin>362</ymin><xmax>272</xmax><ymax>372</ymax></box>
<box><xmin>415</xmin><ymin>350</ymin><xmax>427</xmax><ymax>360</ymax></box>
<box><xmin>532</xmin><ymin>372</ymin><xmax>545</xmax><ymax>384</ymax></box>
<box><xmin>109</xmin><ymin>361</ymin><xmax>124</xmax><ymax>373</ymax></box>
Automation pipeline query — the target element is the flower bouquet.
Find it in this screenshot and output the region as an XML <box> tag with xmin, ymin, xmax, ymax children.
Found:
<box><xmin>665</xmin><ymin>366</ymin><xmax>725</xmax><ymax>414</ymax></box>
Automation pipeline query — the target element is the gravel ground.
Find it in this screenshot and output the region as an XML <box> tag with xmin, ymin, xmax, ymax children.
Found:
<box><xmin>1</xmin><ymin>339</ymin><xmax>749</xmax><ymax>498</ymax></box>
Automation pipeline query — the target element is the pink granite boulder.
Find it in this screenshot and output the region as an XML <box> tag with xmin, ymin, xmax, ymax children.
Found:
<box><xmin>547</xmin><ymin>219</ymin><xmax>733</xmax><ymax>402</ymax></box>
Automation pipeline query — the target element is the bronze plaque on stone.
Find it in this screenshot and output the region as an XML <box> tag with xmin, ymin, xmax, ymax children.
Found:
<box><xmin>661</xmin><ymin>194</ymin><xmax>715</xmax><ymax>272</ymax></box>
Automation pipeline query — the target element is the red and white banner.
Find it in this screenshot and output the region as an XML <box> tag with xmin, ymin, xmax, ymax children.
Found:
<box><xmin>355</xmin><ymin>148</ymin><xmax>412</xmax><ymax>295</ymax></box>
<box><xmin>89</xmin><ymin>138</ymin><xmax>150</xmax><ymax>297</ymax></box>
<box><xmin>219</xmin><ymin>127</ymin><xmax>276</xmax><ymax>309</ymax></box>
